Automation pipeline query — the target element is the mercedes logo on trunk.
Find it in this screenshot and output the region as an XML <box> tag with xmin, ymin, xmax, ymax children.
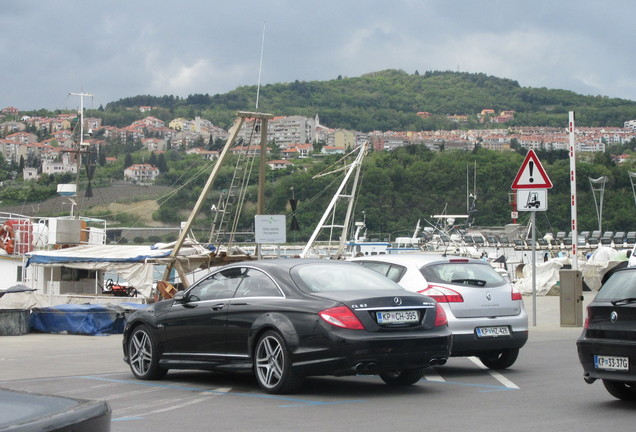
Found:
<box><xmin>394</xmin><ymin>297</ymin><xmax>402</xmax><ymax>305</ymax></box>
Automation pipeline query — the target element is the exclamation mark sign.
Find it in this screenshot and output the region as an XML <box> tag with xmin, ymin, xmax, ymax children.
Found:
<box><xmin>529</xmin><ymin>161</ymin><xmax>534</xmax><ymax>183</ymax></box>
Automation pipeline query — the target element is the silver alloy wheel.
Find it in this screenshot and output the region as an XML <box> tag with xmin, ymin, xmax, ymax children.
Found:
<box><xmin>255</xmin><ymin>334</ymin><xmax>284</xmax><ymax>389</ymax></box>
<box><xmin>130</xmin><ymin>329</ymin><xmax>153</xmax><ymax>376</ymax></box>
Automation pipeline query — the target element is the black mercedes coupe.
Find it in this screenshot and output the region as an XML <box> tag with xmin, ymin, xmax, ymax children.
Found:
<box><xmin>123</xmin><ymin>259</ymin><xmax>452</xmax><ymax>394</ymax></box>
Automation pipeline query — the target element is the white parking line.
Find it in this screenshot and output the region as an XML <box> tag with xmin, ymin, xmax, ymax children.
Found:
<box><xmin>423</xmin><ymin>368</ymin><xmax>446</xmax><ymax>382</ymax></box>
<box><xmin>113</xmin><ymin>387</ymin><xmax>232</xmax><ymax>419</ymax></box>
<box><xmin>468</xmin><ymin>356</ymin><xmax>519</xmax><ymax>389</ymax></box>
<box><xmin>60</xmin><ymin>382</ymin><xmax>119</xmax><ymax>395</ymax></box>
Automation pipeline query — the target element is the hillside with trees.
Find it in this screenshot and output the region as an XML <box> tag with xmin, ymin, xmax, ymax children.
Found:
<box><xmin>6</xmin><ymin>69</ymin><xmax>636</xmax><ymax>242</ymax></box>
<box><xmin>104</xmin><ymin>69</ymin><xmax>636</xmax><ymax>131</ymax></box>
<box><xmin>128</xmin><ymin>144</ymin><xmax>636</xmax><ymax>242</ymax></box>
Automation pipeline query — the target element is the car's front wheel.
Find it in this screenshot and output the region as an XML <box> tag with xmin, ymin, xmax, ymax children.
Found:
<box><xmin>379</xmin><ymin>368</ymin><xmax>425</xmax><ymax>386</ymax></box>
<box><xmin>478</xmin><ymin>348</ymin><xmax>519</xmax><ymax>369</ymax></box>
<box><xmin>128</xmin><ymin>325</ymin><xmax>167</xmax><ymax>380</ymax></box>
<box><xmin>603</xmin><ymin>380</ymin><xmax>636</xmax><ymax>401</ymax></box>
<box><xmin>254</xmin><ymin>330</ymin><xmax>303</xmax><ymax>394</ymax></box>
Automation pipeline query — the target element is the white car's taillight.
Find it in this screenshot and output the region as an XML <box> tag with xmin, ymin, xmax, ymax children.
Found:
<box><xmin>419</xmin><ymin>285</ymin><xmax>464</xmax><ymax>303</ymax></box>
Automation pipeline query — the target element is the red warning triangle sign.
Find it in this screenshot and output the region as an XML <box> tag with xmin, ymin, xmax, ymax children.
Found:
<box><xmin>511</xmin><ymin>150</ymin><xmax>553</xmax><ymax>189</ymax></box>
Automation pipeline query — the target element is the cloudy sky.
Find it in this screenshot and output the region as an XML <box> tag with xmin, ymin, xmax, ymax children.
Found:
<box><xmin>2</xmin><ymin>0</ymin><xmax>635</xmax><ymax>111</ymax></box>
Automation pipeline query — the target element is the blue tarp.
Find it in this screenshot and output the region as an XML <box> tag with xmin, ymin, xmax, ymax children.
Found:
<box><xmin>30</xmin><ymin>303</ymin><xmax>148</xmax><ymax>335</ymax></box>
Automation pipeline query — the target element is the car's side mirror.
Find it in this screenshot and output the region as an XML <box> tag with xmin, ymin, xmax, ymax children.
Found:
<box><xmin>173</xmin><ymin>291</ymin><xmax>186</xmax><ymax>303</ymax></box>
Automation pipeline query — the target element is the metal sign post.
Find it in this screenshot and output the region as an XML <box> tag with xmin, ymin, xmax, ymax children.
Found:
<box><xmin>512</xmin><ymin>151</ymin><xmax>553</xmax><ymax>326</ymax></box>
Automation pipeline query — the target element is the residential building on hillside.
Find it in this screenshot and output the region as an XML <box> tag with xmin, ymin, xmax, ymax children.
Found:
<box><xmin>0</xmin><ymin>140</ymin><xmax>29</xmax><ymax>163</ymax></box>
<box><xmin>137</xmin><ymin>116</ymin><xmax>165</xmax><ymax>128</ymax></box>
<box><xmin>84</xmin><ymin>117</ymin><xmax>102</xmax><ymax>133</ymax></box>
<box><xmin>142</xmin><ymin>137</ymin><xmax>167</xmax><ymax>152</ymax></box>
<box><xmin>230</xmin><ymin>145</ymin><xmax>265</xmax><ymax>156</ymax></box>
<box><xmin>267</xmin><ymin>160</ymin><xmax>293</xmax><ymax>170</ymax></box>
<box><xmin>624</xmin><ymin>120</ymin><xmax>636</xmax><ymax>130</ymax></box>
<box><xmin>333</xmin><ymin>129</ymin><xmax>357</xmax><ymax>150</ymax></box>
<box><xmin>123</xmin><ymin>163</ymin><xmax>159</xmax><ymax>184</ymax></box>
<box><xmin>6</xmin><ymin>131</ymin><xmax>37</xmax><ymax>144</ymax></box>
<box><xmin>321</xmin><ymin>146</ymin><xmax>346</xmax><ymax>155</ymax></box>
<box><xmin>96</xmin><ymin>126</ymin><xmax>127</xmax><ymax>142</ymax></box>
<box><xmin>0</xmin><ymin>121</ymin><xmax>25</xmax><ymax>133</ymax></box>
<box><xmin>238</xmin><ymin>115</ymin><xmax>320</xmax><ymax>147</ymax></box>
<box><xmin>172</xmin><ymin>131</ymin><xmax>205</xmax><ymax>149</ymax></box>
<box><xmin>23</xmin><ymin>167</ymin><xmax>39</xmax><ymax>181</ymax></box>
<box><xmin>186</xmin><ymin>148</ymin><xmax>218</xmax><ymax>160</ymax></box>
<box><xmin>42</xmin><ymin>153</ymin><xmax>77</xmax><ymax>175</ymax></box>
<box><xmin>1</xmin><ymin>107</ymin><xmax>19</xmax><ymax>116</ymax></box>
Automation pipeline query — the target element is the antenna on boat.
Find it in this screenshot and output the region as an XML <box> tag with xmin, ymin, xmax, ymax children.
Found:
<box><xmin>255</xmin><ymin>22</ymin><xmax>266</xmax><ymax>110</ymax></box>
<box><xmin>68</xmin><ymin>91</ymin><xmax>94</xmax><ymax>147</ymax></box>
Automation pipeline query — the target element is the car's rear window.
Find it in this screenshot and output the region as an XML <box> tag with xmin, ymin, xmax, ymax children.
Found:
<box><xmin>595</xmin><ymin>270</ymin><xmax>636</xmax><ymax>301</ymax></box>
<box><xmin>420</xmin><ymin>262</ymin><xmax>506</xmax><ymax>287</ymax></box>
<box><xmin>294</xmin><ymin>263</ymin><xmax>405</xmax><ymax>293</ymax></box>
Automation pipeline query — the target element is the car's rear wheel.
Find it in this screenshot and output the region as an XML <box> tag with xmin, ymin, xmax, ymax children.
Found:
<box><xmin>478</xmin><ymin>348</ymin><xmax>519</xmax><ymax>369</ymax></box>
<box><xmin>379</xmin><ymin>368</ymin><xmax>425</xmax><ymax>386</ymax></box>
<box><xmin>602</xmin><ymin>380</ymin><xmax>636</xmax><ymax>401</ymax></box>
<box><xmin>254</xmin><ymin>330</ymin><xmax>303</xmax><ymax>394</ymax></box>
<box><xmin>128</xmin><ymin>325</ymin><xmax>167</xmax><ymax>380</ymax></box>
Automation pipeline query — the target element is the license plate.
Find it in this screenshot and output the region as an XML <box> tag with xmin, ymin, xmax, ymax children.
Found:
<box><xmin>476</xmin><ymin>326</ymin><xmax>510</xmax><ymax>337</ymax></box>
<box><xmin>594</xmin><ymin>355</ymin><xmax>629</xmax><ymax>371</ymax></box>
<box><xmin>376</xmin><ymin>310</ymin><xmax>419</xmax><ymax>324</ymax></box>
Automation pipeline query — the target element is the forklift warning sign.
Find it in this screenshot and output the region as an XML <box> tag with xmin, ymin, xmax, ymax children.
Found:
<box><xmin>517</xmin><ymin>189</ymin><xmax>547</xmax><ymax>212</ymax></box>
<box><xmin>511</xmin><ymin>150</ymin><xmax>553</xmax><ymax>189</ymax></box>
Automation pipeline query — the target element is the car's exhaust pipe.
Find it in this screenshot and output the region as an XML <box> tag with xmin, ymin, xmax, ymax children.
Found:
<box><xmin>355</xmin><ymin>362</ymin><xmax>378</xmax><ymax>372</ymax></box>
<box><xmin>429</xmin><ymin>357</ymin><xmax>448</xmax><ymax>366</ymax></box>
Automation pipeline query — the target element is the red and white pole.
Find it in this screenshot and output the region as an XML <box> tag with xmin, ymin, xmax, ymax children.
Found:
<box><xmin>569</xmin><ymin>111</ymin><xmax>578</xmax><ymax>270</ymax></box>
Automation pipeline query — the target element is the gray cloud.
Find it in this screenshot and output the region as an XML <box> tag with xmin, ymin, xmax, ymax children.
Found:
<box><xmin>2</xmin><ymin>0</ymin><xmax>634</xmax><ymax>110</ymax></box>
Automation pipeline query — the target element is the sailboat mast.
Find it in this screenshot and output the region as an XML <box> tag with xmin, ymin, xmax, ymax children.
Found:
<box><xmin>68</xmin><ymin>91</ymin><xmax>93</xmax><ymax>216</ymax></box>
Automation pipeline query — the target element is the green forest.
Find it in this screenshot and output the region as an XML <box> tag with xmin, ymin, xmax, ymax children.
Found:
<box><xmin>123</xmin><ymin>144</ymin><xmax>636</xmax><ymax>242</ymax></box>
<box><xmin>102</xmin><ymin>69</ymin><xmax>636</xmax><ymax>131</ymax></box>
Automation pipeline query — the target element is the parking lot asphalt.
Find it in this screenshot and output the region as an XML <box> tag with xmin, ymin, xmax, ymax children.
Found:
<box><xmin>0</xmin><ymin>291</ymin><xmax>593</xmax><ymax>383</ymax></box>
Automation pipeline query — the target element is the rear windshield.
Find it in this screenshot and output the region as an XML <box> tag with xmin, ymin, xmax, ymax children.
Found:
<box><xmin>293</xmin><ymin>263</ymin><xmax>405</xmax><ymax>293</ymax></box>
<box><xmin>595</xmin><ymin>270</ymin><xmax>636</xmax><ymax>301</ymax></box>
<box><xmin>420</xmin><ymin>262</ymin><xmax>506</xmax><ymax>287</ymax></box>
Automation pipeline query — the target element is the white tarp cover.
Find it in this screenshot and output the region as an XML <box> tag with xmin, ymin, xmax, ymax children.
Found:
<box><xmin>513</xmin><ymin>247</ymin><xmax>630</xmax><ymax>295</ymax></box>
<box><xmin>580</xmin><ymin>247</ymin><xmax>629</xmax><ymax>291</ymax></box>
<box><xmin>514</xmin><ymin>258</ymin><xmax>569</xmax><ymax>296</ymax></box>
<box><xmin>26</xmin><ymin>244</ymin><xmax>214</xmax><ymax>298</ymax></box>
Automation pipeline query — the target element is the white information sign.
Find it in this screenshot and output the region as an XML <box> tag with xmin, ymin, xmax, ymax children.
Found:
<box><xmin>255</xmin><ymin>215</ymin><xmax>286</xmax><ymax>244</ymax></box>
<box><xmin>517</xmin><ymin>189</ymin><xmax>548</xmax><ymax>212</ymax></box>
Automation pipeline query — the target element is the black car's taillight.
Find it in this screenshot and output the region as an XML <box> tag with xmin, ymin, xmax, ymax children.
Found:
<box><xmin>319</xmin><ymin>306</ymin><xmax>365</xmax><ymax>330</ymax></box>
<box><xmin>434</xmin><ymin>303</ymin><xmax>448</xmax><ymax>327</ymax></box>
